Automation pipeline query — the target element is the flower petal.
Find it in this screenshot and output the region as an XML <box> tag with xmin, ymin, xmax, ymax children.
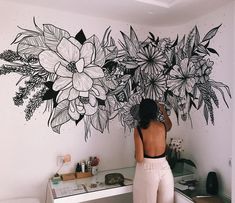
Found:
<box><xmin>73</xmin><ymin>72</ymin><xmax>93</xmax><ymax>91</ymax></box>
<box><xmin>80</xmin><ymin>42</ymin><xmax>95</xmax><ymax>66</ymax></box>
<box><xmin>75</xmin><ymin>99</ymin><xmax>86</xmax><ymax>113</ymax></box>
<box><xmin>53</xmin><ymin>77</ymin><xmax>72</xmax><ymax>91</ymax></box>
<box><xmin>39</xmin><ymin>50</ymin><xmax>66</xmax><ymax>73</ymax></box>
<box><xmin>188</xmin><ymin>61</ymin><xmax>195</xmax><ymax>75</ymax></box>
<box><xmin>180</xmin><ymin>58</ymin><xmax>189</xmax><ymax>75</ymax></box>
<box><xmin>84</xmin><ymin>65</ymin><xmax>104</xmax><ymax>78</ymax></box>
<box><xmin>79</xmin><ymin>91</ymin><xmax>89</xmax><ymax>97</ymax></box>
<box><xmin>185</xmin><ymin>78</ymin><xmax>196</xmax><ymax>93</ymax></box>
<box><xmin>68</xmin><ymin>88</ymin><xmax>79</xmax><ymax>100</ymax></box>
<box><xmin>68</xmin><ymin>100</ymin><xmax>81</xmax><ymax>120</ymax></box>
<box><xmin>76</xmin><ymin>58</ymin><xmax>85</xmax><ymax>73</ymax></box>
<box><xmin>56</xmin><ymin>87</ymin><xmax>71</xmax><ymax>103</ymax></box>
<box><xmin>84</xmin><ymin>98</ymin><xmax>98</xmax><ymax>115</ymax></box>
<box><xmin>91</xmin><ymin>84</ymin><xmax>106</xmax><ymax>100</ymax></box>
<box><xmin>55</xmin><ymin>63</ymin><xmax>73</xmax><ymax>78</ymax></box>
<box><xmin>57</xmin><ymin>37</ymin><xmax>80</xmax><ymax>62</ymax></box>
<box><xmin>89</xmin><ymin>93</ymin><xmax>97</xmax><ymax>106</ymax></box>
<box><xmin>171</xmin><ymin>65</ymin><xmax>182</xmax><ymax>77</ymax></box>
<box><xmin>68</xmin><ymin>37</ymin><xmax>82</xmax><ymax>49</ymax></box>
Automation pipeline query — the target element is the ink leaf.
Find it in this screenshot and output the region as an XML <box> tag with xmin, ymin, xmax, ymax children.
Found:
<box><xmin>171</xmin><ymin>35</ymin><xmax>178</xmax><ymax>48</ymax></box>
<box><xmin>130</xmin><ymin>26</ymin><xmax>140</xmax><ymax>50</ymax></box>
<box><xmin>91</xmin><ymin>108</ymin><xmax>109</xmax><ymax>133</ymax></box>
<box><xmin>51</xmin><ymin>100</ymin><xmax>70</xmax><ymax>133</ymax></box>
<box><xmin>43</xmin><ymin>24</ymin><xmax>70</xmax><ymax>51</ymax></box>
<box><xmin>149</xmin><ymin>32</ymin><xmax>155</xmax><ymax>41</ymax></box>
<box><xmin>75</xmin><ymin>29</ymin><xmax>86</xmax><ymax>45</ymax></box>
<box><xmin>196</xmin><ymin>44</ymin><xmax>208</xmax><ymax>55</ymax></box>
<box><xmin>202</xmin><ymin>24</ymin><xmax>221</xmax><ymax>42</ymax></box>
<box><xmin>203</xmin><ymin>105</ymin><xmax>209</xmax><ymax>124</ymax></box>
<box><xmin>86</xmin><ymin>35</ymin><xmax>105</xmax><ymax>66</ymax></box>
<box><xmin>194</xmin><ymin>26</ymin><xmax>200</xmax><ymax>46</ymax></box>
<box><xmin>120</xmin><ymin>31</ymin><xmax>138</xmax><ymax>58</ymax></box>
<box><xmin>17</xmin><ymin>36</ymin><xmax>47</xmax><ymax>57</ymax></box>
<box><xmin>207</xmin><ymin>48</ymin><xmax>219</xmax><ymax>56</ymax></box>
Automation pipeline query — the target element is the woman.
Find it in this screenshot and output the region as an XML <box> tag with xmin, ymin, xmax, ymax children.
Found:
<box><xmin>133</xmin><ymin>98</ymin><xmax>174</xmax><ymax>203</ymax></box>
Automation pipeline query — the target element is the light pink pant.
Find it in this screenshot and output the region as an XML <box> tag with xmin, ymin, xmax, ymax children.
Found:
<box><xmin>133</xmin><ymin>157</ymin><xmax>174</xmax><ymax>203</ymax></box>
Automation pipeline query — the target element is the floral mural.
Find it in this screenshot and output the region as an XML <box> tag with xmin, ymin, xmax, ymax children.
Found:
<box><xmin>0</xmin><ymin>19</ymin><xmax>231</xmax><ymax>140</ymax></box>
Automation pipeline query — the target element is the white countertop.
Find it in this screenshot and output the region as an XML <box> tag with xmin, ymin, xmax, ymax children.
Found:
<box><xmin>48</xmin><ymin>166</ymin><xmax>194</xmax><ymax>203</ymax></box>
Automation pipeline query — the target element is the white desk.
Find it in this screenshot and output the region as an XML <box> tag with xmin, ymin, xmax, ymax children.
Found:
<box><xmin>47</xmin><ymin>167</ymin><xmax>135</xmax><ymax>203</ymax></box>
<box><xmin>47</xmin><ymin>167</ymin><xmax>194</xmax><ymax>203</ymax></box>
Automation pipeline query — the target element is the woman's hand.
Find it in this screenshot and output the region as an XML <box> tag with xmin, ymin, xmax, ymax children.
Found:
<box><xmin>156</xmin><ymin>101</ymin><xmax>172</xmax><ymax>131</ymax></box>
<box><xmin>158</xmin><ymin>103</ymin><xmax>165</xmax><ymax>112</ymax></box>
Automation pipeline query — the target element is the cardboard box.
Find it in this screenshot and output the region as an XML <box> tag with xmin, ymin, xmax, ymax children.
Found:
<box><xmin>76</xmin><ymin>172</ymin><xmax>93</xmax><ymax>179</ymax></box>
<box><xmin>61</xmin><ymin>173</ymin><xmax>76</xmax><ymax>181</ymax></box>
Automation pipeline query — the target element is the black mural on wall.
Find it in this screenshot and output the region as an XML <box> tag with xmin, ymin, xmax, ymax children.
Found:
<box><xmin>0</xmin><ymin>19</ymin><xmax>231</xmax><ymax>140</ymax></box>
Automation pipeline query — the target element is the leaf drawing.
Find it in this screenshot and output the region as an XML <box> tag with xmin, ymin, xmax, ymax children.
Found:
<box><xmin>43</xmin><ymin>24</ymin><xmax>70</xmax><ymax>51</ymax></box>
<box><xmin>202</xmin><ymin>24</ymin><xmax>222</xmax><ymax>42</ymax></box>
<box><xmin>91</xmin><ymin>107</ymin><xmax>109</xmax><ymax>133</ymax></box>
<box><xmin>17</xmin><ymin>36</ymin><xmax>47</xmax><ymax>57</ymax></box>
<box><xmin>51</xmin><ymin>100</ymin><xmax>70</xmax><ymax>133</ymax></box>
<box><xmin>0</xmin><ymin>20</ymin><xmax>231</xmax><ymax>139</ymax></box>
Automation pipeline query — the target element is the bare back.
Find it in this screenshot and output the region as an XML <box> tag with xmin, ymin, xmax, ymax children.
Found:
<box><xmin>139</xmin><ymin>121</ymin><xmax>166</xmax><ymax>157</ymax></box>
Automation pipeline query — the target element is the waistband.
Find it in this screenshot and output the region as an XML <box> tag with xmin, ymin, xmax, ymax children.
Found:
<box><xmin>142</xmin><ymin>157</ymin><xmax>167</xmax><ymax>164</ymax></box>
<box><xmin>137</xmin><ymin>157</ymin><xmax>168</xmax><ymax>170</ymax></box>
<box><xmin>144</xmin><ymin>152</ymin><xmax>166</xmax><ymax>159</ymax></box>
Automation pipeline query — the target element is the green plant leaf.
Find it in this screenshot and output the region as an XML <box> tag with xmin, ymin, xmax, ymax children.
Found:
<box><xmin>178</xmin><ymin>158</ymin><xmax>197</xmax><ymax>168</ymax></box>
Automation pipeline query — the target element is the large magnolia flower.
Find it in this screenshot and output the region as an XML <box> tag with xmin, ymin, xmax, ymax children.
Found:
<box><xmin>68</xmin><ymin>91</ymin><xmax>99</xmax><ymax>119</ymax></box>
<box><xmin>137</xmin><ymin>44</ymin><xmax>166</xmax><ymax>75</ymax></box>
<box><xmin>39</xmin><ymin>37</ymin><xmax>105</xmax><ymax>101</ymax></box>
<box><xmin>167</xmin><ymin>58</ymin><xmax>197</xmax><ymax>97</ymax></box>
<box><xmin>57</xmin><ymin>82</ymin><xmax>106</xmax><ymax>119</ymax></box>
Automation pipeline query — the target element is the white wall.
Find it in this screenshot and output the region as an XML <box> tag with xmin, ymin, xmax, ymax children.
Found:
<box><xmin>154</xmin><ymin>4</ymin><xmax>233</xmax><ymax>199</ymax></box>
<box><xmin>181</xmin><ymin>2</ymin><xmax>234</xmax><ymax>199</ymax></box>
<box><xmin>0</xmin><ymin>1</ymin><xmax>187</xmax><ymax>202</ymax></box>
<box><xmin>0</xmin><ymin>0</ymin><xmax>233</xmax><ymax>202</ymax></box>
<box><xmin>232</xmin><ymin>2</ymin><xmax>235</xmax><ymax>202</ymax></box>
<box><xmin>150</xmin><ymin>2</ymin><xmax>233</xmax><ymax>200</ymax></box>
<box><xmin>0</xmin><ymin>1</ymin><xmax>154</xmax><ymax>202</ymax></box>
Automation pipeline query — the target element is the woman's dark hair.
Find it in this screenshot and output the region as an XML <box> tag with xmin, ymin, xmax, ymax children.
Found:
<box><xmin>138</xmin><ymin>98</ymin><xmax>159</xmax><ymax>129</ymax></box>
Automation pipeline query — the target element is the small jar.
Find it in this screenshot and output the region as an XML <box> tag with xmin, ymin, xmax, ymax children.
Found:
<box><xmin>91</xmin><ymin>166</ymin><xmax>98</xmax><ymax>175</ymax></box>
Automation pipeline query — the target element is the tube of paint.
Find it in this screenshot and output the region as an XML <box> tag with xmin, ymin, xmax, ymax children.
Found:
<box><xmin>81</xmin><ymin>162</ymin><xmax>85</xmax><ymax>173</ymax></box>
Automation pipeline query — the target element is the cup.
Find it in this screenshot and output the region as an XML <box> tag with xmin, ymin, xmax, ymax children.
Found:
<box><xmin>91</xmin><ymin>166</ymin><xmax>98</xmax><ymax>175</ymax></box>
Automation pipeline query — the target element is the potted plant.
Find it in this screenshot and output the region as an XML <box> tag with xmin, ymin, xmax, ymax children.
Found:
<box><xmin>166</xmin><ymin>138</ymin><xmax>196</xmax><ymax>172</ymax></box>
